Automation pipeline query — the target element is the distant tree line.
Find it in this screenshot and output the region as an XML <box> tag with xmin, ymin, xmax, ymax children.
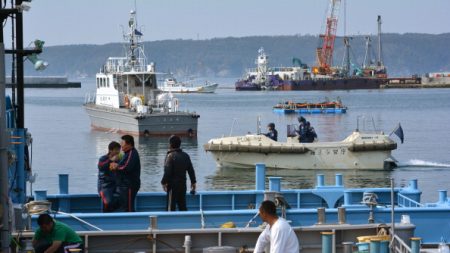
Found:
<box><xmin>8</xmin><ymin>33</ymin><xmax>450</xmax><ymax>79</ymax></box>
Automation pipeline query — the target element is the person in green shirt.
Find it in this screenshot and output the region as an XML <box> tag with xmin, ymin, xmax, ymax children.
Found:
<box><xmin>32</xmin><ymin>213</ymin><xmax>83</xmax><ymax>253</ymax></box>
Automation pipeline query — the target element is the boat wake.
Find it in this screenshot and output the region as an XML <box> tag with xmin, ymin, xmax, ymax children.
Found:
<box><xmin>396</xmin><ymin>159</ymin><xmax>450</xmax><ymax>168</ymax></box>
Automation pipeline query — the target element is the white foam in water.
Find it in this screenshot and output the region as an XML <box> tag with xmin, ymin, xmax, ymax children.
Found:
<box><xmin>396</xmin><ymin>159</ymin><xmax>450</xmax><ymax>168</ymax></box>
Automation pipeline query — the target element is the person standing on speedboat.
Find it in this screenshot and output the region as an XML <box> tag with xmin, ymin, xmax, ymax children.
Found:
<box><xmin>264</xmin><ymin>123</ymin><xmax>278</xmax><ymax>141</ymax></box>
<box><xmin>110</xmin><ymin>135</ymin><xmax>141</xmax><ymax>212</ymax></box>
<box><xmin>297</xmin><ymin>116</ymin><xmax>308</xmax><ymax>143</ymax></box>
<box><xmin>161</xmin><ymin>135</ymin><xmax>197</xmax><ymax>211</ymax></box>
<box><xmin>297</xmin><ymin>116</ymin><xmax>318</xmax><ymax>143</ymax></box>
<box><xmin>304</xmin><ymin>121</ymin><xmax>318</xmax><ymax>143</ymax></box>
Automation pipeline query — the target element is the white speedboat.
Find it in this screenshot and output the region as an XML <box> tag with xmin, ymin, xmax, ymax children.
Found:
<box><xmin>204</xmin><ymin>130</ymin><xmax>397</xmax><ymax>170</ymax></box>
<box><xmin>160</xmin><ymin>77</ymin><xmax>218</xmax><ymax>93</ymax></box>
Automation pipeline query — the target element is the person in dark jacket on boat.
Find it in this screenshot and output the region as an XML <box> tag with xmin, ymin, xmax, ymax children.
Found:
<box><xmin>264</xmin><ymin>123</ymin><xmax>278</xmax><ymax>141</ymax></box>
<box><xmin>161</xmin><ymin>135</ymin><xmax>197</xmax><ymax>211</ymax></box>
<box><xmin>110</xmin><ymin>135</ymin><xmax>141</xmax><ymax>212</ymax></box>
<box><xmin>97</xmin><ymin>141</ymin><xmax>121</xmax><ymax>212</ymax></box>
<box><xmin>305</xmin><ymin>121</ymin><xmax>318</xmax><ymax>143</ymax></box>
<box><xmin>297</xmin><ymin>116</ymin><xmax>309</xmax><ymax>143</ymax></box>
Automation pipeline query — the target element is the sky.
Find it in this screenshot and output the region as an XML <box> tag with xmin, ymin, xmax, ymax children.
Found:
<box><xmin>4</xmin><ymin>0</ymin><xmax>450</xmax><ymax>46</ymax></box>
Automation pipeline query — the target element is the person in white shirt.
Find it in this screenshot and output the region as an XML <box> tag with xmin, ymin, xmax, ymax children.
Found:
<box><xmin>253</xmin><ymin>200</ymin><xmax>300</xmax><ymax>253</ymax></box>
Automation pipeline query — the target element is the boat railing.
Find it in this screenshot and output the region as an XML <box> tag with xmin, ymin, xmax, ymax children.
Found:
<box><xmin>397</xmin><ymin>193</ymin><xmax>423</xmax><ymax>208</ymax></box>
<box><xmin>84</xmin><ymin>92</ymin><xmax>96</xmax><ymax>104</ymax></box>
<box><xmin>148</xmin><ymin>97</ymin><xmax>179</xmax><ymax>113</ymax></box>
<box><xmin>104</xmin><ymin>57</ymin><xmax>149</xmax><ymax>73</ymax></box>
<box><xmin>391</xmin><ymin>233</ymin><xmax>412</xmax><ymax>253</ymax></box>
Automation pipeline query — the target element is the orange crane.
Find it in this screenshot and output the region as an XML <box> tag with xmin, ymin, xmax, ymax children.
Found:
<box><xmin>313</xmin><ymin>0</ymin><xmax>342</xmax><ymax>75</ymax></box>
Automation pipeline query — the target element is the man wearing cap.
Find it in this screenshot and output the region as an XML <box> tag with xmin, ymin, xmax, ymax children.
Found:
<box><xmin>161</xmin><ymin>135</ymin><xmax>197</xmax><ymax>211</ymax></box>
<box><xmin>264</xmin><ymin>123</ymin><xmax>278</xmax><ymax>141</ymax></box>
<box><xmin>297</xmin><ymin>116</ymin><xmax>308</xmax><ymax>143</ymax></box>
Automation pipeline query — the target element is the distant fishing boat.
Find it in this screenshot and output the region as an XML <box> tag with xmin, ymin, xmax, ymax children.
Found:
<box><xmin>273</xmin><ymin>98</ymin><xmax>347</xmax><ymax>114</ymax></box>
<box><xmin>160</xmin><ymin>77</ymin><xmax>218</xmax><ymax>93</ymax></box>
<box><xmin>84</xmin><ymin>11</ymin><xmax>199</xmax><ymax>136</ymax></box>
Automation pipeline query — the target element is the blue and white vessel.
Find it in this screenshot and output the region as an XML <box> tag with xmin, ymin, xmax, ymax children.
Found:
<box><xmin>273</xmin><ymin>100</ymin><xmax>347</xmax><ymax>114</ymax></box>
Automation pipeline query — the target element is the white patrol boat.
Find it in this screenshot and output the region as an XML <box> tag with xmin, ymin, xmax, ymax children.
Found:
<box><xmin>84</xmin><ymin>10</ymin><xmax>199</xmax><ymax>136</ymax></box>
<box><xmin>204</xmin><ymin>128</ymin><xmax>398</xmax><ymax>170</ymax></box>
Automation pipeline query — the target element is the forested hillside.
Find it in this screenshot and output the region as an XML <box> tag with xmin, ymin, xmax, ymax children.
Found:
<box><xmin>12</xmin><ymin>33</ymin><xmax>450</xmax><ymax>78</ymax></box>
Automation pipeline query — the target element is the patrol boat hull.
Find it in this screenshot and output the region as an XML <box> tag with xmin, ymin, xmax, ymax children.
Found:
<box><xmin>204</xmin><ymin>131</ymin><xmax>397</xmax><ymax>170</ymax></box>
<box><xmin>84</xmin><ymin>104</ymin><xmax>199</xmax><ymax>136</ymax></box>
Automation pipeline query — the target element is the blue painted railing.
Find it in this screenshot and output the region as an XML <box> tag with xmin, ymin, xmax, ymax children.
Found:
<box><xmin>398</xmin><ymin>193</ymin><xmax>423</xmax><ymax>208</ymax></box>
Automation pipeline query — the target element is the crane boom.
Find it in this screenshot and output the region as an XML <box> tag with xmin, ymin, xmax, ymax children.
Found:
<box><xmin>315</xmin><ymin>0</ymin><xmax>341</xmax><ymax>74</ymax></box>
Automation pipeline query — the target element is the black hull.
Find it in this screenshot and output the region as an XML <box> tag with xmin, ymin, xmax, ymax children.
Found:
<box><xmin>235</xmin><ymin>86</ymin><xmax>262</xmax><ymax>91</ymax></box>
<box><xmin>282</xmin><ymin>78</ymin><xmax>387</xmax><ymax>91</ymax></box>
<box><xmin>235</xmin><ymin>77</ymin><xmax>388</xmax><ymax>91</ymax></box>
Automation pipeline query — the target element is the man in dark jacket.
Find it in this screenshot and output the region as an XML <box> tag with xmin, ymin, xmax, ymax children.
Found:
<box><xmin>111</xmin><ymin>135</ymin><xmax>141</xmax><ymax>212</ymax></box>
<box><xmin>297</xmin><ymin>116</ymin><xmax>309</xmax><ymax>143</ymax></box>
<box><xmin>264</xmin><ymin>123</ymin><xmax>278</xmax><ymax>141</ymax></box>
<box><xmin>97</xmin><ymin>141</ymin><xmax>121</xmax><ymax>212</ymax></box>
<box><xmin>161</xmin><ymin>135</ymin><xmax>197</xmax><ymax>211</ymax></box>
<box><xmin>304</xmin><ymin>121</ymin><xmax>318</xmax><ymax>143</ymax></box>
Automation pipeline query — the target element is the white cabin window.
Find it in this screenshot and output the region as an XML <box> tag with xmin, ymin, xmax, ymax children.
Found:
<box><xmin>107</xmin><ymin>78</ymin><xmax>110</xmax><ymax>87</ymax></box>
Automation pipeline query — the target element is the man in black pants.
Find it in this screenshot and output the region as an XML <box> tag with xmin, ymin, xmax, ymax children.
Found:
<box><xmin>110</xmin><ymin>135</ymin><xmax>141</xmax><ymax>212</ymax></box>
<box><xmin>161</xmin><ymin>135</ymin><xmax>197</xmax><ymax>211</ymax></box>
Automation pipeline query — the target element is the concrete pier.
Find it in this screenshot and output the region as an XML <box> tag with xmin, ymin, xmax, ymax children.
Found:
<box><xmin>6</xmin><ymin>76</ymin><xmax>81</xmax><ymax>88</ymax></box>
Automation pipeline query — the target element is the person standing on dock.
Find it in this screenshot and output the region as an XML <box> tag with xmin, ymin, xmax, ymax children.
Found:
<box><xmin>32</xmin><ymin>213</ymin><xmax>84</xmax><ymax>253</ymax></box>
<box><xmin>110</xmin><ymin>135</ymin><xmax>141</xmax><ymax>212</ymax></box>
<box><xmin>97</xmin><ymin>141</ymin><xmax>121</xmax><ymax>212</ymax></box>
<box><xmin>253</xmin><ymin>200</ymin><xmax>299</xmax><ymax>253</ymax></box>
<box><xmin>161</xmin><ymin>135</ymin><xmax>197</xmax><ymax>211</ymax></box>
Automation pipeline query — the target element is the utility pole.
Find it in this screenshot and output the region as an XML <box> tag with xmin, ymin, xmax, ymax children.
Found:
<box><xmin>1</xmin><ymin>0</ymin><xmax>39</xmax><ymax>250</ymax></box>
<box><xmin>377</xmin><ymin>15</ymin><xmax>383</xmax><ymax>67</ymax></box>
<box><xmin>0</xmin><ymin>6</ymin><xmax>10</xmax><ymax>249</ymax></box>
<box><xmin>16</xmin><ymin>0</ymin><xmax>25</xmax><ymax>128</ymax></box>
<box><xmin>0</xmin><ymin>42</ymin><xmax>10</xmax><ymax>253</ymax></box>
<box><xmin>0</xmin><ymin>4</ymin><xmax>11</xmax><ymax>251</ymax></box>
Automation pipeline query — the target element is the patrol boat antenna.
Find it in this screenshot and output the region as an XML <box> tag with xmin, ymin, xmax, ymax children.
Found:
<box><xmin>123</xmin><ymin>10</ymin><xmax>146</xmax><ymax>71</ymax></box>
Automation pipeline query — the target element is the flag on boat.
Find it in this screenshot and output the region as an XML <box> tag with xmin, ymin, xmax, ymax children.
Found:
<box><xmin>391</xmin><ymin>123</ymin><xmax>404</xmax><ymax>144</ymax></box>
<box><xmin>134</xmin><ymin>29</ymin><xmax>143</xmax><ymax>36</ymax></box>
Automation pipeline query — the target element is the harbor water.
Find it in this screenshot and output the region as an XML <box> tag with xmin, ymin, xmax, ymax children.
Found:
<box><xmin>17</xmin><ymin>79</ymin><xmax>450</xmax><ymax>202</ymax></box>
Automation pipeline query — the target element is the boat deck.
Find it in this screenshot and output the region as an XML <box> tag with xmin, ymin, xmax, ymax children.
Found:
<box><xmin>13</xmin><ymin>223</ymin><xmax>415</xmax><ymax>253</ymax></box>
<box><xmin>23</xmin><ymin>172</ymin><xmax>450</xmax><ymax>244</ymax></box>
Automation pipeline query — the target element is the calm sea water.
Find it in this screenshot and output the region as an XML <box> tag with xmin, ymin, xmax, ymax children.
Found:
<box><xmin>14</xmin><ymin>79</ymin><xmax>450</xmax><ymax>202</ymax></box>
